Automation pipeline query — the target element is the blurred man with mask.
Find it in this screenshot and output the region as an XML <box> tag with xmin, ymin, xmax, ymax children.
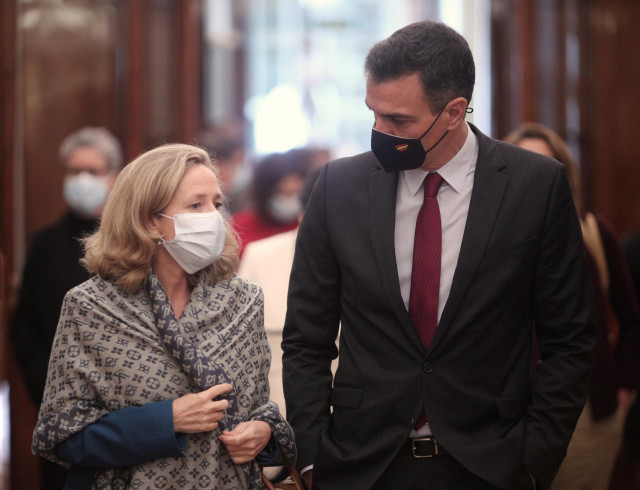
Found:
<box><xmin>197</xmin><ymin>123</ymin><xmax>251</xmax><ymax>217</ymax></box>
<box><xmin>11</xmin><ymin>126</ymin><xmax>122</xmax><ymax>490</ymax></box>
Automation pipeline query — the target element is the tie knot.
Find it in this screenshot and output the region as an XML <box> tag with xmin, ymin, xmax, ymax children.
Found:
<box><xmin>423</xmin><ymin>172</ymin><xmax>443</xmax><ymax>198</ymax></box>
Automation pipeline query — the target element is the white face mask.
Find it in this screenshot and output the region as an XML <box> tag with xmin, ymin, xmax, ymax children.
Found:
<box><xmin>268</xmin><ymin>194</ymin><xmax>302</xmax><ymax>224</ymax></box>
<box><xmin>63</xmin><ymin>172</ymin><xmax>109</xmax><ymax>218</ymax></box>
<box><xmin>159</xmin><ymin>210</ymin><xmax>227</xmax><ymax>274</ymax></box>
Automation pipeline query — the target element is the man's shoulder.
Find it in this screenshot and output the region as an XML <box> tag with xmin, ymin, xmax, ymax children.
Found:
<box><xmin>480</xmin><ymin>136</ymin><xmax>563</xmax><ymax>177</ymax></box>
<box><xmin>325</xmin><ymin>151</ymin><xmax>379</xmax><ymax>176</ymax></box>
<box><xmin>28</xmin><ymin>212</ymin><xmax>95</xmax><ymax>250</ymax></box>
<box><xmin>29</xmin><ymin>213</ymin><xmax>70</xmax><ymax>243</ymax></box>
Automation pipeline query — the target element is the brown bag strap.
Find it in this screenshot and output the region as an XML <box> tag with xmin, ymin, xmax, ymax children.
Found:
<box><xmin>260</xmin><ymin>459</ymin><xmax>304</xmax><ymax>490</ymax></box>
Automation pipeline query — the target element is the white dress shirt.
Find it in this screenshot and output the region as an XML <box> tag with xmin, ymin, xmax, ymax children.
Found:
<box><xmin>395</xmin><ymin>123</ymin><xmax>478</xmax><ymax>436</ymax></box>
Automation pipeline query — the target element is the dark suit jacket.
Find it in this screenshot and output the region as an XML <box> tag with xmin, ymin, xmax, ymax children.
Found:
<box><xmin>282</xmin><ymin>124</ymin><xmax>595</xmax><ymax>490</ymax></box>
<box><xmin>11</xmin><ymin>211</ymin><xmax>97</xmax><ymax>404</ymax></box>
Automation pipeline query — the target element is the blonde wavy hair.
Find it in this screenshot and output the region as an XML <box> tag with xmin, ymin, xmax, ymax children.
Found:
<box><xmin>503</xmin><ymin>122</ymin><xmax>583</xmax><ymax>213</ymax></box>
<box><xmin>82</xmin><ymin>143</ymin><xmax>239</xmax><ymax>293</ymax></box>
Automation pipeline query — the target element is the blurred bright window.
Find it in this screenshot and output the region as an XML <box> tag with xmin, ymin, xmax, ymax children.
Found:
<box><xmin>204</xmin><ymin>0</ymin><xmax>491</xmax><ymax>158</ymax></box>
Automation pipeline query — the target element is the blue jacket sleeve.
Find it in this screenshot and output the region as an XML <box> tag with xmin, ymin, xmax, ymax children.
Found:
<box><xmin>54</xmin><ymin>400</ymin><xmax>187</xmax><ymax>467</ymax></box>
<box><xmin>256</xmin><ymin>435</ymin><xmax>278</xmax><ymax>465</ymax></box>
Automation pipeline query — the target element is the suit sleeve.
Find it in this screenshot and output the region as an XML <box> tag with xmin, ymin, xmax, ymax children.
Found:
<box><xmin>54</xmin><ymin>399</ymin><xmax>186</xmax><ymax>467</ymax></box>
<box><xmin>526</xmin><ymin>165</ymin><xmax>596</xmax><ymax>486</ymax></box>
<box><xmin>282</xmin><ymin>164</ymin><xmax>341</xmax><ymax>470</ymax></box>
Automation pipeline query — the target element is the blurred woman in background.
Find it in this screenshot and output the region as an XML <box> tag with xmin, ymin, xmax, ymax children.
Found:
<box><xmin>232</xmin><ymin>148</ymin><xmax>316</xmax><ymax>257</ymax></box>
<box><xmin>504</xmin><ymin>123</ymin><xmax>640</xmax><ymax>490</ymax></box>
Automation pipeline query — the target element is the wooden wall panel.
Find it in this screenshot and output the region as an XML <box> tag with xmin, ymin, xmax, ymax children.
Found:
<box><xmin>20</xmin><ymin>3</ymin><xmax>119</xmax><ymax>237</ymax></box>
<box><xmin>0</xmin><ymin>0</ymin><xmax>16</xmax><ymax>379</ymax></box>
<box><xmin>587</xmin><ymin>0</ymin><xmax>640</xmax><ymax>235</ymax></box>
<box><xmin>491</xmin><ymin>0</ymin><xmax>640</xmax><ymax>236</ymax></box>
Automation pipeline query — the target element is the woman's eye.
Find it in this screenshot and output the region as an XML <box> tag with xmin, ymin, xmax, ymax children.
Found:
<box><xmin>214</xmin><ymin>202</ymin><xmax>223</xmax><ymax>210</ymax></box>
<box><xmin>190</xmin><ymin>202</ymin><xmax>201</xmax><ymax>209</ymax></box>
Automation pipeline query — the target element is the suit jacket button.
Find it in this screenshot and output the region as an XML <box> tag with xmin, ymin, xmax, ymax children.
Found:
<box><xmin>423</xmin><ymin>362</ymin><xmax>433</xmax><ymax>373</ymax></box>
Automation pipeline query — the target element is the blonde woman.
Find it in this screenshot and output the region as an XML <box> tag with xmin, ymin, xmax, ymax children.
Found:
<box><xmin>504</xmin><ymin>123</ymin><xmax>640</xmax><ymax>490</ymax></box>
<box><xmin>32</xmin><ymin>144</ymin><xmax>295</xmax><ymax>489</ymax></box>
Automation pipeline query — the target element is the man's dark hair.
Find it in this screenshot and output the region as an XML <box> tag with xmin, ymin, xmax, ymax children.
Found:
<box><xmin>364</xmin><ymin>21</ymin><xmax>475</xmax><ymax>113</ymax></box>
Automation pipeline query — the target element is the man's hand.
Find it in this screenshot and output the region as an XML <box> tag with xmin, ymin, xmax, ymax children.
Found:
<box><xmin>172</xmin><ymin>384</ymin><xmax>232</xmax><ymax>433</ymax></box>
<box><xmin>302</xmin><ymin>469</ymin><xmax>313</xmax><ymax>489</ymax></box>
<box><xmin>619</xmin><ymin>388</ymin><xmax>636</xmax><ymax>415</ymax></box>
<box><xmin>219</xmin><ymin>420</ymin><xmax>272</xmax><ymax>464</ymax></box>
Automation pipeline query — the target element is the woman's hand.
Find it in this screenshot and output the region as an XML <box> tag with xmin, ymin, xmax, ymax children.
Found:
<box><xmin>172</xmin><ymin>383</ymin><xmax>232</xmax><ymax>433</ymax></box>
<box><xmin>219</xmin><ymin>420</ymin><xmax>272</xmax><ymax>464</ymax></box>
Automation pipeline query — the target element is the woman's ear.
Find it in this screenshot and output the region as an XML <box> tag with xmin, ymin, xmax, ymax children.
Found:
<box><xmin>445</xmin><ymin>97</ymin><xmax>470</xmax><ymax>128</ymax></box>
<box><xmin>147</xmin><ymin>214</ymin><xmax>161</xmax><ymax>234</ymax></box>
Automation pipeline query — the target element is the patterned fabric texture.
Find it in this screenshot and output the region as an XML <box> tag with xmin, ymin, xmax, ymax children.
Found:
<box><xmin>33</xmin><ymin>271</ymin><xmax>295</xmax><ymax>489</ymax></box>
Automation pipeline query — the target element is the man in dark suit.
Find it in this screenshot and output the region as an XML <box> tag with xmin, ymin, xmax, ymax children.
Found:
<box><xmin>282</xmin><ymin>21</ymin><xmax>595</xmax><ymax>490</ymax></box>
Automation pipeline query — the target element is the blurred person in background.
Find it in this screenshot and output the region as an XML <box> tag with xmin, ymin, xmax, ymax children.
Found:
<box><xmin>11</xmin><ymin>126</ymin><xmax>122</xmax><ymax>490</ymax></box>
<box><xmin>31</xmin><ymin>143</ymin><xmax>295</xmax><ymax>489</ymax></box>
<box><xmin>238</xmin><ymin>166</ymin><xmax>322</xmax><ymax>415</ymax></box>
<box><xmin>622</xmin><ymin>192</ymin><xmax>640</xmax><ymax>488</ymax></box>
<box><xmin>232</xmin><ymin>147</ymin><xmax>317</xmax><ymax>257</ymax></box>
<box><xmin>504</xmin><ymin>122</ymin><xmax>640</xmax><ymax>490</ymax></box>
<box><xmin>238</xmin><ymin>166</ymin><xmax>322</xmax><ymax>482</ymax></box>
<box><xmin>198</xmin><ymin>123</ymin><xmax>251</xmax><ymax>216</ymax></box>
<box><xmin>625</xmin><ymin>232</ymin><xmax>640</xmax><ymax>305</ymax></box>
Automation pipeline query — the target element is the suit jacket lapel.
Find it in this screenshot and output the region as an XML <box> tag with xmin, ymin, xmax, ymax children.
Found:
<box><xmin>368</xmin><ymin>167</ymin><xmax>418</xmax><ymax>336</ymax></box>
<box><xmin>429</xmin><ymin>127</ymin><xmax>508</xmax><ymax>352</ymax></box>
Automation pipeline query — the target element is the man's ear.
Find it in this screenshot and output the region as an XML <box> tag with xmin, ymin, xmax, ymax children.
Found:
<box><xmin>445</xmin><ymin>97</ymin><xmax>469</xmax><ymax>128</ymax></box>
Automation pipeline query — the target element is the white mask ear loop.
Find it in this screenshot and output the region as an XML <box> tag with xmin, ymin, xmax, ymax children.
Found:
<box><xmin>154</xmin><ymin>213</ymin><xmax>172</xmax><ymax>244</ymax></box>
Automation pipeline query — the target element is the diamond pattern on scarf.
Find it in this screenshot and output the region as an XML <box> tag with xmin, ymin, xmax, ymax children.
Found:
<box><xmin>33</xmin><ymin>272</ymin><xmax>295</xmax><ymax>489</ymax></box>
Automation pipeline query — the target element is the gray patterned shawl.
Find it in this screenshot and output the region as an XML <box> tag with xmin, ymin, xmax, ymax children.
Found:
<box><xmin>32</xmin><ymin>271</ymin><xmax>295</xmax><ymax>489</ymax></box>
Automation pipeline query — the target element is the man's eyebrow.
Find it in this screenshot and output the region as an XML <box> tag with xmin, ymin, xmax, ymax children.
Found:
<box><xmin>364</xmin><ymin>100</ymin><xmax>414</xmax><ymax>120</ymax></box>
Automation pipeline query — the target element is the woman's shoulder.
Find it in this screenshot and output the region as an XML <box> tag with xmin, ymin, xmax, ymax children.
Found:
<box><xmin>65</xmin><ymin>274</ymin><xmax>107</xmax><ymax>298</ymax></box>
<box><xmin>64</xmin><ymin>275</ymin><xmax>143</xmax><ymax>305</ymax></box>
<box><xmin>228</xmin><ymin>273</ymin><xmax>264</xmax><ymax>298</ymax></box>
<box><xmin>203</xmin><ymin>272</ymin><xmax>263</xmax><ymax>300</ymax></box>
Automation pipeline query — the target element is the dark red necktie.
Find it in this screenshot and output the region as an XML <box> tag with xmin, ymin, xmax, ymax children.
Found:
<box><xmin>409</xmin><ymin>172</ymin><xmax>443</xmax><ymax>429</ymax></box>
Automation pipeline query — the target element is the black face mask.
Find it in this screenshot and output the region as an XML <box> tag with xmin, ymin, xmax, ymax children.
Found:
<box><xmin>371</xmin><ymin>106</ymin><xmax>449</xmax><ymax>172</ymax></box>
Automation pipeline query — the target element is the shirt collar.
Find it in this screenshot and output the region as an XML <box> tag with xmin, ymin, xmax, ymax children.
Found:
<box><xmin>402</xmin><ymin>122</ymin><xmax>478</xmax><ymax>197</ymax></box>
